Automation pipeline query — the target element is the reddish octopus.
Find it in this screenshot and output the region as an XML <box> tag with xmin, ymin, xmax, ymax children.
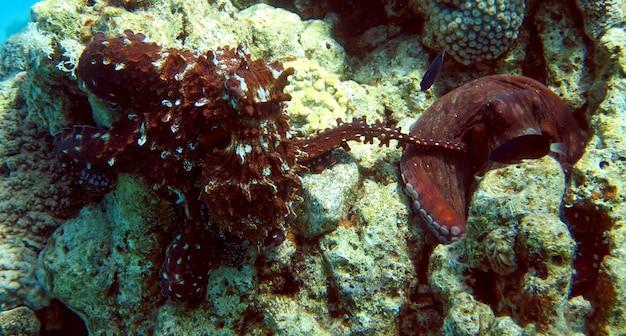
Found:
<box><xmin>55</xmin><ymin>30</ymin><xmax>303</xmax><ymax>301</ymax></box>
<box><xmin>401</xmin><ymin>75</ymin><xmax>587</xmax><ymax>243</ymax></box>
<box><xmin>55</xmin><ymin>31</ymin><xmax>587</xmax><ymax>303</ymax></box>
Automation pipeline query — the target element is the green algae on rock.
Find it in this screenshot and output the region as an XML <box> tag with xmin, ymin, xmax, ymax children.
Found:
<box><xmin>535</xmin><ymin>0</ymin><xmax>593</xmax><ymax>111</ymax></box>
<box><xmin>38</xmin><ymin>174</ymin><xmax>172</xmax><ymax>334</ymax></box>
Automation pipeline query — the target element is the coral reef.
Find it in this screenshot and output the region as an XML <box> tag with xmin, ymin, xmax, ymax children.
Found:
<box><xmin>565</xmin><ymin>24</ymin><xmax>626</xmax><ymax>334</ymax></box>
<box><xmin>0</xmin><ymin>72</ymin><xmax>76</xmax><ymax>311</ymax></box>
<box><xmin>411</xmin><ymin>0</ymin><xmax>526</xmax><ymax>65</ymax></box>
<box><xmin>284</xmin><ymin>59</ymin><xmax>350</xmax><ymax>132</ymax></box>
<box><xmin>0</xmin><ymin>0</ymin><xmax>624</xmax><ymax>335</ymax></box>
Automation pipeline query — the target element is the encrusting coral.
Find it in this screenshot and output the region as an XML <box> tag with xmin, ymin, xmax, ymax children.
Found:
<box><xmin>411</xmin><ymin>0</ymin><xmax>526</xmax><ymax>65</ymax></box>
<box><xmin>0</xmin><ymin>73</ymin><xmax>78</xmax><ymax>311</ymax></box>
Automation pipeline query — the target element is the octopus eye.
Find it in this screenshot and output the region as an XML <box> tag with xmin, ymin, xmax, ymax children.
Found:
<box><xmin>199</xmin><ymin>128</ymin><xmax>231</xmax><ymax>157</ymax></box>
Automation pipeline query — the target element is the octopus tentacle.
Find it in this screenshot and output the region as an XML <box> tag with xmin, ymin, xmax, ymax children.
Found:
<box><xmin>160</xmin><ymin>221</ymin><xmax>222</xmax><ymax>301</ymax></box>
<box><xmin>296</xmin><ymin>116</ymin><xmax>467</xmax><ymax>172</ymax></box>
<box><xmin>402</xmin><ymin>164</ymin><xmax>465</xmax><ymax>243</ymax></box>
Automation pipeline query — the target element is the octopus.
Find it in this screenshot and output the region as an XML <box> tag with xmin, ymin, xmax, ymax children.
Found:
<box><xmin>400</xmin><ymin>75</ymin><xmax>587</xmax><ymax>243</ymax></box>
<box><xmin>55</xmin><ymin>31</ymin><xmax>587</xmax><ymax>302</ymax></box>
<box><xmin>55</xmin><ymin>30</ymin><xmax>302</xmax><ymax>301</ymax></box>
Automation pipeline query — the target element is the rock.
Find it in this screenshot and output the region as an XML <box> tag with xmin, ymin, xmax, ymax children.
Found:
<box><xmin>319</xmin><ymin>181</ymin><xmax>415</xmax><ymax>334</ymax></box>
<box><xmin>566</xmin><ymin>26</ymin><xmax>626</xmax><ymax>335</ymax></box>
<box><xmin>430</xmin><ymin>157</ymin><xmax>585</xmax><ymax>334</ymax></box>
<box><xmin>0</xmin><ymin>75</ymin><xmax>73</xmax><ymax>311</ymax></box>
<box><xmin>575</xmin><ymin>0</ymin><xmax>625</xmax><ymax>40</ymax></box>
<box><xmin>38</xmin><ymin>174</ymin><xmax>171</xmax><ymax>334</ymax></box>
<box><xmin>535</xmin><ymin>0</ymin><xmax>593</xmax><ymax>110</ymax></box>
<box><xmin>294</xmin><ymin>152</ymin><xmax>360</xmax><ymax>238</ymax></box>
<box><xmin>0</xmin><ymin>306</ymin><xmax>40</xmax><ymax>336</ymax></box>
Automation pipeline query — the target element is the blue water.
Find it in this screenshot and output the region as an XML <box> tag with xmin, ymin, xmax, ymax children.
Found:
<box><xmin>1</xmin><ymin>1</ymin><xmax>41</xmax><ymax>44</ymax></box>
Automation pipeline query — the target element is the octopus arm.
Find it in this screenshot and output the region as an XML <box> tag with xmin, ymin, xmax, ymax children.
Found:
<box><xmin>54</xmin><ymin>116</ymin><xmax>146</xmax><ymax>171</ymax></box>
<box><xmin>296</xmin><ymin>116</ymin><xmax>467</xmax><ymax>172</ymax></box>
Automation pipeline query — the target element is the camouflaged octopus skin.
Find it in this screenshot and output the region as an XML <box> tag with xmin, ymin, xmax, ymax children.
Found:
<box><xmin>55</xmin><ymin>30</ymin><xmax>303</xmax><ymax>301</ymax></box>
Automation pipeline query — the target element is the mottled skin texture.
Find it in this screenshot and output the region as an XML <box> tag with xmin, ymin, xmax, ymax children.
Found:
<box><xmin>56</xmin><ymin>30</ymin><xmax>302</xmax><ymax>301</ymax></box>
<box><xmin>401</xmin><ymin>75</ymin><xmax>587</xmax><ymax>243</ymax></box>
<box><xmin>57</xmin><ymin>30</ymin><xmax>302</xmax><ymax>244</ymax></box>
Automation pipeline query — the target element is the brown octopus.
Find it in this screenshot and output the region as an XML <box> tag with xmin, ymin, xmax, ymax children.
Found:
<box><xmin>399</xmin><ymin>75</ymin><xmax>587</xmax><ymax>243</ymax></box>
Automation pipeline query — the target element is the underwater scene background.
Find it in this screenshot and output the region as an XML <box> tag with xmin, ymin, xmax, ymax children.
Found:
<box><xmin>0</xmin><ymin>0</ymin><xmax>624</xmax><ymax>335</ymax></box>
<box><xmin>0</xmin><ymin>1</ymin><xmax>40</xmax><ymax>45</ymax></box>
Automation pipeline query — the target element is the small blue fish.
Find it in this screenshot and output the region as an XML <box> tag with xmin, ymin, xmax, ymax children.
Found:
<box><xmin>420</xmin><ymin>50</ymin><xmax>445</xmax><ymax>91</ymax></box>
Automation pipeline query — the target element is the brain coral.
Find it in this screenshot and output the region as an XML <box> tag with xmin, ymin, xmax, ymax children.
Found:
<box><xmin>413</xmin><ymin>0</ymin><xmax>526</xmax><ymax>65</ymax></box>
